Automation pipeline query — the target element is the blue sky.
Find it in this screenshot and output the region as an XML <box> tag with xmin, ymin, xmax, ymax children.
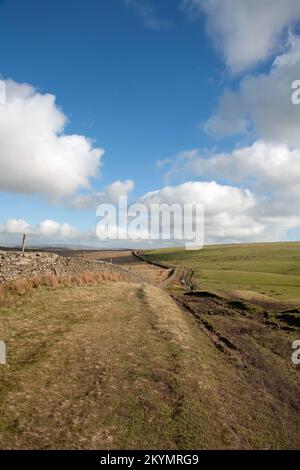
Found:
<box><xmin>1</xmin><ymin>0</ymin><xmax>300</xmax><ymax>246</ymax></box>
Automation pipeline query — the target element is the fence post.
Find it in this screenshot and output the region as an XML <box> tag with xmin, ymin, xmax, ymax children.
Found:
<box><xmin>21</xmin><ymin>234</ymin><xmax>26</xmax><ymax>252</ymax></box>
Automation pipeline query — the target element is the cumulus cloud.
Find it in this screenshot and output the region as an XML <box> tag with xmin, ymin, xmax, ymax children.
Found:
<box><xmin>183</xmin><ymin>0</ymin><xmax>300</xmax><ymax>73</ymax></box>
<box><xmin>2</xmin><ymin>172</ymin><xmax>296</xmax><ymax>246</ymax></box>
<box><xmin>71</xmin><ymin>180</ymin><xmax>135</xmax><ymax>210</ymax></box>
<box><xmin>0</xmin><ymin>218</ymin><xmax>80</xmax><ymax>239</ymax></box>
<box><xmin>0</xmin><ymin>79</ymin><xmax>104</xmax><ymax>199</ymax></box>
<box><xmin>204</xmin><ymin>36</ymin><xmax>300</xmax><ymax>145</ymax></box>
<box><xmin>174</xmin><ymin>1</ymin><xmax>300</xmax><ymax>241</ymax></box>
<box><xmin>141</xmin><ymin>181</ymin><xmax>255</xmax><ymax>214</ymax></box>
<box><xmin>183</xmin><ymin>13</ymin><xmax>300</xmax><ymax>241</ymax></box>
<box><xmin>0</xmin><ymin>216</ymin><xmax>160</xmax><ymax>248</ymax></box>
<box><xmin>0</xmin><ymin>218</ymin><xmax>111</xmax><ymax>248</ymax></box>
<box><xmin>157</xmin><ymin>141</ymin><xmax>300</xmax><ymax>240</ymax></box>
<box><xmin>140</xmin><ymin>181</ymin><xmax>269</xmax><ymax>243</ymax></box>
<box><xmin>164</xmin><ymin>141</ymin><xmax>300</xmax><ymax>192</ymax></box>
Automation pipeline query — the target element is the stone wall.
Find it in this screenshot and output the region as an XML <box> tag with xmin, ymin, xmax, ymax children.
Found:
<box><xmin>0</xmin><ymin>251</ymin><xmax>144</xmax><ymax>284</ymax></box>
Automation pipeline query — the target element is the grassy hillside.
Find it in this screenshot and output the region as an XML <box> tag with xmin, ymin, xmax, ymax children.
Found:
<box><xmin>145</xmin><ymin>242</ymin><xmax>300</xmax><ymax>301</ymax></box>
<box><xmin>1</xmin><ymin>280</ymin><xmax>300</xmax><ymax>449</ymax></box>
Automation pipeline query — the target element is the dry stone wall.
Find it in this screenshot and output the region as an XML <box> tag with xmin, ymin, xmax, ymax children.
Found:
<box><xmin>0</xmin><ymin>251</ymin><xmax>144</xmax><ymax>284</ymax></box>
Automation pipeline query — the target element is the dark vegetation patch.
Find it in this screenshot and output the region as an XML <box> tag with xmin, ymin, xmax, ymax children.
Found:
<box><xmin>281</xmin><ymin>308</ymin><xmax>300</xmax><ymax>314</ymax></box>
<box><xmin>278</xmin><ymin>313</ymin><xmax>300</xmax><ymax>328</ymax></box>
<box><xmin>227</xmin><ymin>300</ymin><xmax>250</xmax><ymax>311</ymax></box>
<box><xmin>184</xmin><ymin>290</ymin><xmax>222</xmax><ymax>300</ymax></box>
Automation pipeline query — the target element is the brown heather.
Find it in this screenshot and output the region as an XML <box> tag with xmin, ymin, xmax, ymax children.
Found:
<box><xmin>0</xmin><ymin>271</ymin><xmax>126</xmax><ymax>306</ymax></box>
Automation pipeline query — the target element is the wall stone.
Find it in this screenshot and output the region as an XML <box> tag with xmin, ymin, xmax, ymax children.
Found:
<box><xmin>0</xmin><ymin>251</ymin><xmax>145</xmax><ymax>284</ymax></box>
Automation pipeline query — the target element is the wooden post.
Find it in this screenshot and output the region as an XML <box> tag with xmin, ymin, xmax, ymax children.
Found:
<box><xmin>21</xmin><ymin>234</ymin><xmax>26</xmax><ymax>252</ymax></box>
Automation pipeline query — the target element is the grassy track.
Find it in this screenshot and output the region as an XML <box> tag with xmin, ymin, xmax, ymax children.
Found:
<box><xmin>145</xmin><ymin>242</ymin><xmax>300</xmax><ymax>301</ymax></box>
<box><xmin>1</xmin><ymin>280</ymin><xmax>300</xmax><ymax>449</ymax></box>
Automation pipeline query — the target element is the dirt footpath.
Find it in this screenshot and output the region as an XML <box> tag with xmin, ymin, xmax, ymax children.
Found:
<box><xmin>1</xmin><ymin>281</ymin><xmax>300</xmax><ymax>449</ymax></box>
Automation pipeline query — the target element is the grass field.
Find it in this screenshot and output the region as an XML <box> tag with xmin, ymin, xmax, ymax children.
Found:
<box><xmin>144</xmin><ymin>242</ymin><xmax>300</xmax><ymax>301</ymax></box>
<box><xmin>1</xmin><ymin>280</ymin><xmax>300</xmax><ymax>449</ymax></box>
<box><xmin>1</xmin><ymin>244</ymin><xmax>300</xmax><ymax>449</ymax></box>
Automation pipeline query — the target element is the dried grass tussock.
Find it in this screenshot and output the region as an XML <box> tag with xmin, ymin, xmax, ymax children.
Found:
<box><xmin>0</xmin><ymin>271</ymin><xmax>127</xmax><ymax>306</ymax></box>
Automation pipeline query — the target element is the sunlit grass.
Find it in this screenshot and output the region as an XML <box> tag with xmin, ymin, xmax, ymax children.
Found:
<box><xmin>145</xmin><ymin>242</ymin><xmax>300</xmax><ymax>300</ymax></box>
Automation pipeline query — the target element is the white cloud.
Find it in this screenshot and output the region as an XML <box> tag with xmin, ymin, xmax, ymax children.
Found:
<box><xmin>71</xmin><ymin>179</ymin><xmax>135</xmax><ymax>210</ymax></box>
<box><xmin>0</xmin><ymin>218</ymin><xmax>80</xmax><ymax>239</ymax></box>
<box><xmin>36</xmin><ymin>220</ymin><xmax>80</xmax><ymax>238</ymax></box>
<box><xmin>150</xmin><ymin>3</ymin><xmax>300</xmax><ymax>242</ymax></box>
<box><xmin>140</xmin><ymin>181</ymin><xmax>269</xmax><ymax>242</ymax></box>
<box><xmin>0</xmin><ymin>79</ymin><xmax>104</xmax><ymax>199</ymax></box>
<box><xmin>204</xmin><ymin>36</ymin><xmax>300</xmax><ymax>145</ymax></box>
<box><xmin>141</xmin><ymin>180</ymin><xmax>255</xmax><ymax>214</ymax></box>
<box><xmin>126</xmin><ymin>0</ymin><xmax>170</xmax><ymax>31</ymax></box>
<box><xmin>183</xmin><ymin>0</ymin><xmax>300</xmax><ymax>73</ymax></box>
<box><xmin>167</xmin><ymin>141</ymin><xmax>300</xmax><ymax>193</ymax></box>
<box><xmin>187</xmin><ymin>25</ymin><xmax>300</xmax><ymax>241</ymax></box>
<box><xmin>3</xmin><ymin>170</ymin><xmax>298</xmax><ymax>246</ymax></box>
<box><xmin>156</xmin><ymin>141</ymin><xmax>300</xmax><ymax>241</ymax></box>
<box><xmin>0</xmin><ymin>219</ymin><xmax>31</xmax><ymax>235</ymax></box>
